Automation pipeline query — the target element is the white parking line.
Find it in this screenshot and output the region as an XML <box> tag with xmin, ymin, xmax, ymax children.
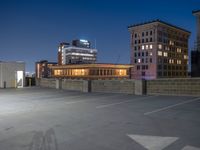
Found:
<box><xmin>96</xmin><ymin>96</ymin><xmax>157</xmax><ymax>109</ymax></box>
<box><xmin>144</xmin><ymin>97</ymin><xmax>200</xmax><ymax>115</ymax></box>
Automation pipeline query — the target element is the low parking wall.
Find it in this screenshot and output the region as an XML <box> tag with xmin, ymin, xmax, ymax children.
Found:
<box><xmin>146</xmin><ymin>78</ymin><xmax>200</xmax><ymax>96</ymax></box>
<box><xmin>91</xmin><ymin>80</ymin><xmax>135</xmax><ymax>94</ymax></box>
<box><xmin>36</xmin><ymin>78</ymin><xmax>200</xmax><ymax>96</ymax></box>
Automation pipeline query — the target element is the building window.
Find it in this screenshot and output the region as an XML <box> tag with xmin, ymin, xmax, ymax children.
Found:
<box><xmin>146</xmin><ymin>45</ymin><xmax>149</xmax><ymax>49</ymax></box>
<box><xmin>150</xmin><ymin>31</ymin><xmax>153</xmax><ymax>35</ymax></box>
<box><xmin>142</xmin><ymin>39</ymin><xmax>144</xmax><ymax>43</ymax></box>
<box><xmin>142</xmin><ymin>52</ymin><xmax>144</xmax><ymax>56</ymax></box>
<box><xmin>142</xmin><ymin>65</ymin><xmax>146</xmax><ymax>70</ymax></box>
<box><xmin>135</xmin><ymin>33</ymin><xmax>137</xmax><ymax>38</ymax></box>
<box><xmin>169</xmin><ymin>59</ymin><xmax>174</xmax><ymax>64</ymax></box>
<box><xmin>135</xmin><ymin>40</ymin><xmax>137</xmax><ymax>44</ymax></box>
<box><xmin>134</xmin><ymin>53</ymin><xmax>137</xmax><ymax>57</ymax></box>
<box><xmin>146</xmin><ymin>38</ymin><xmax>148</xmax><ymax>42</ymax></box>
<box><xmin>142</xmin><ymin>58</ymin><xmax>144</xmax><ymax>63</ymax></box>
<box><xmin>177</xmin><ymin>60</ymin><xmax>182</xmax><ymax>64</ymax></box>
<box><xmin>142</xmin><ymin>45</ymin><xmax>145</xmax><ymax>50</ymax></box>
<box><xmin>142</xmin><ymin>32</ymin><xmax>144</xmax><ymax>37</ymax></box>
<box><xmin>137</xmin><ymin>65</ymin><xmax>140</xmax><ymax>70</ymax></box>
<box><xmin>163</xmin><ymin>52</ymin><xmax>168</xmax><ymax>57</ymax></box>
<box><xmin>146</xmin><ymin>58</ymin><xmax>148</xmax><ymax>63</ymax></box>
<box><xmin>158</xmin><ymin>44</ymin><xmax>162</xmax><ymax>49</ymax></box>
<box><xmin>146</xmin><ymin>52</ymin><xmax>148</xmax><ymax>56</ymax></box>
<box><xmin>150</xmin><ymin>37</ymin><xmax>152</xmax><ymax>42</ymax></box>
<box><xmin>135</xmin><ymin>59</ymin><xmax>137</xmax><ymax>63</ymax></box>
<box><xmin>134</xmin><ymin>46</ymin><xmax>137</xmax><ymax>51</ymax></box>
<box><xmin>146</xmin><ymin>65</ymin><xmax>148</xmax><ymax>70</ymax></box>
<box><xmin>138</xmin><ymin>52</ymin><xmax>140</xmax><ymax>56</ymax></box>
<box><xmin>169</xmin><ymin>40</ymin><xmax>174</xmax><ymax>46</ymax></box>
<box><xmin>138</xmin><ymin>59</ymin><xmax>141</xmax><ymax>63</ymax></box>
<box><xmin>150</xmin><ymin>58</ymin><xmax>152</xmax><ymax>63</ymax></box>
<box><xmin>184</xmin><ymin>55</ymin><xmax>188</xmax><ymax>59</ymax></box>
<box><xmin>138</xmin><ymin>39</ymin><xmax>140</xmax><ymax>43</ymax></box>
<box><xmin>158</xmin><ymin>51</ymin><xmax>162</xmax><ymax>56</ymax></box>
<box><xmin>146</xmin><ymin>31</ymin><xmax>148</xmax><ymax>36</ymax></box>
<box><xmin>142</xmin><ymin>72</ymin><xmax>145</xmax><ymax>76</ymax></box>
<box><xmin>177</xmin><ymin>48</ymin><xmax>182</xmax><ymax>53</ymax></box>
<box><xmin>150</xmin><ymin>52</ymin><xmax>153</xmax><ymax>56</ymax></box>
<box><xmin>150</xmin><ymin>44</ymin><xmax>153</xmax><ymax>49</ymax></box>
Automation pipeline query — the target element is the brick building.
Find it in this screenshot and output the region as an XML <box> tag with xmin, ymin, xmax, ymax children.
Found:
<box><xmin>128</xmin><ymin>19</ymin><xmax>190</xmax><ymax>79</ymax></box>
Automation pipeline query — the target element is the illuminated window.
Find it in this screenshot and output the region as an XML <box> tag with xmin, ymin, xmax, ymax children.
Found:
<box><xmin>138</xmin><ymin>59</ymin><xmax>141</xmax><ymax>63</ymax></box>
<box><xmin>146</xmin><ymin>45</ymin><xmax>149</xmax><ymax>49</ymax></box>
<box><xmin>150</xmin><ymin>52</ymin><xmax>153</xmax><ymax>56</ymax></box>
<box><xmin>158</xmin><ymin>44</ymin><xmax>162</xmax><ymax>49</ymax></box>
<box><xmin>169</xmin><ymin>59</ymin><xmax>174</xmax><ymax>64</ymax></box>
<box><xmin>165</xmin><ymin>46</ymin><xmax>169</xmax><ymax>50</ymax></box>
<box><xmin>117</xmin><ymin>69</ymin><xmax>127</xmax><ymax>76</ymax></box>
<box><xmin>150</xmin><ymin>44</ymin><xmax>153</xmax><ymax>49</ymax></box>
<box><xmin>177</xmin><ymin>48</ymin><xmax>182</xmax><ymax>53</ymax></box>
<box><xmin>184</xmin><ymin>55</ymin><xmax>188</xmax><ymax>59</ymax></box>
<box><xmin>177</xmin><ymin>60</ymin><xmax>182</xmax><ymax>64</ymax></box>
<box><xmin>169</xmin><ymin>40</ymin><xmax>174</xmax><ymax>46</ymax></box>
<box><xmin>163</xmin><ymin>52</ymin><xmax>168</xmax><ymax>57</ymax></box>
<box><xmin>54</xmin><ymin>70</ymin><xmax>62</xmax><ymax>75</ymax></box>
<box><xmin>142</xmin><ymin>45</ymin><xmax>145</xmax><ymax>50</ymax></box>
<box><xmin>158</xmin><ymin>51</ymin><xmax>162</xmax><ymax>56</ymax></box>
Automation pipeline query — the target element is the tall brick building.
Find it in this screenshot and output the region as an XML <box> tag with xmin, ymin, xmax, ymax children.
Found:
<box><xmin>128</xmin><ymin>19</ymin><xmax>190</xmax><ymax>79</ymax></box>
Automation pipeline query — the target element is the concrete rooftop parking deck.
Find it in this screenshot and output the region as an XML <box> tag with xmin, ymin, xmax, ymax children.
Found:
<box><xmin>0</xmin><ymin>87</ymin><xmax>200</xmax><ymax>150</ymax></box>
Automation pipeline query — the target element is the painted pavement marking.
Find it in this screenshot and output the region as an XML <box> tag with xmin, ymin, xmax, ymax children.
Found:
<box><xmin>127</xmin><ymin>134</ymin><xmax>179</xmax><ymax>150</ymax></box>
<box><xmin>182</xmin><ymin>146</ymin><xmax>200</xmax><ymax>150</ymax></box>
<box><xmin>144</xmin><ymin>97</ymin><xmax>200</xmax><ymax>115</ymax></box>
<box><xmin>96</xmin><ymin>96</ymin><xmax>157</xmax><ymax>109</ymax></box>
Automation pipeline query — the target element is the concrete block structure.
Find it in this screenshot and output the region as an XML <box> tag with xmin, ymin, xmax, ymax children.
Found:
<box><xmin>128</xmin><ymin>19</ymin><xmax>190</xmax><ymax>79</ymax></box>
<box><xmin>0</xmin><ymin>61</ymin><xmax>25</xmax><ymax>88</ymax></box>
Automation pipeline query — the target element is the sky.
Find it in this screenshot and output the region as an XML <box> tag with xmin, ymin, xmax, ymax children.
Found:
<box><xmin>0</xmin><ymin>0</ymin><xmax>199</xmax><ymax>73</ymax></box>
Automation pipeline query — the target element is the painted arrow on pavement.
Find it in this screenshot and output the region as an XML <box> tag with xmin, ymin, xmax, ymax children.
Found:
<box><xmin>127</xmin><ymin>134</ymin><xmax>179</xmax><ymax>150</ymax></box>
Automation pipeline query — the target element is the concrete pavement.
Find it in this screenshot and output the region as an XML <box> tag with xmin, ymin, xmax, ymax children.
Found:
<box><xmin>0</xmin><ymin>87</ymin><xmax>200</xmax><ymax>150</ymax></box>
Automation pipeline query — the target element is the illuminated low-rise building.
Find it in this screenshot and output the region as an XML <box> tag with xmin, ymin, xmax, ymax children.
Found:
<box><xmin>58</xmin><ymin>39</ymin><xmax>97</xmax><ymax>65</ymax></box>
<box><xmin>128</xmin><ymin>19</ymin><xmax>190</xmax><ymax>79</ymax></box>
<box><xmin>49</xmin><ymin>63</ymin><xmax>133</xmax><ymax>80</ymax></box>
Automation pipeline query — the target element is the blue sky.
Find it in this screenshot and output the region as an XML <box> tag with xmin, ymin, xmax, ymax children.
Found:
<box><xmin>0</xmin><ymin>0</ymin><xmax>199</xmax><ymax>72</ymax></box>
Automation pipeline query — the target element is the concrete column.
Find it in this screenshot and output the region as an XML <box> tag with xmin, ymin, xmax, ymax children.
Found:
<box><xmin>56</xmin><ymin>79</ymin><xmax>62</xmax><ymax>89</ymax></box>
<box><xmin>134</xmin><ymin>79</ymin><xmax>146</xmax><ymax>95</ymax></box>
<box><xmin>82</xmin><ymin>80</ymin><xmax>90</xmax><ymax>93</ymax></box>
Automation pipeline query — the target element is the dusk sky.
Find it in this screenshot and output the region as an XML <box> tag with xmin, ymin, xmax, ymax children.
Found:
<box><xmin>0</xmin><ymin>0</ymin><xmax>199</xmax><ymax>73</ymax></box>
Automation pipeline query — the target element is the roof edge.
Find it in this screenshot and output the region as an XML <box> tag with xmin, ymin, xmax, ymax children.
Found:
<box><xmin>128</xmin><ymin>19</ymin><xmax>191</xmax><ymax>33</ymax></box>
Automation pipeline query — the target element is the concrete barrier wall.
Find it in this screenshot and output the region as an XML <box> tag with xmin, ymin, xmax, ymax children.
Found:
<box><xmin>62</xmin><ymin>79</ymin><xmax>87</xmax><ymax>92</ymax></box>
<box><xmin>91</xmin><ymin>80</ymin><xmax>135</xmax><ymax>94</ymax></box>
<box><xmin>38</xmin><ymin>78</ymin><xmax>56</xmax><ymax>88</ymax></box>
<box><xmin>37</xmin><ymin>78</ymin><xmax>200</xmax><ymax>96</ymax></box>
<box><xmin>146</xmin><ymin>78</ymin><xmax>200</xmax><ymax>96</ymax></box>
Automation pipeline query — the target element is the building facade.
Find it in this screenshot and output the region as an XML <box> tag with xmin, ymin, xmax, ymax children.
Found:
<box><xmin>58</xmin><ymin>39</ymin><xmax>97</xmax><ymax>65</ymax></box>
<box><xmin>49</xmin><ymin>64</ymin><xmax>132</xmax><ymax>80</ymax></box>
<box><xmin>191</xmin><ymin>10</ymin><xmax>200</xmax><ymax>77</ymax></box>
<box><xmin>0</xmin><ymin>61</ymin><xmax>25</xmax><ymax>88</ymax></box>
<box><xmin>35</xmin><ymin>60</ymin><xmax>57</xmax><ymax>78</ymax></box>
<box><xmin>128</xmin><ymin>19</ymin><xmax>190</xmax><ymax>79</ymax></box>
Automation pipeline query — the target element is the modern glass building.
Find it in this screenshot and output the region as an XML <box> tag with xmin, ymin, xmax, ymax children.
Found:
<box><xmin>58</xmin><ymin>39</ymin><xmax>97</xmax><ymax>65</ymax></box>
